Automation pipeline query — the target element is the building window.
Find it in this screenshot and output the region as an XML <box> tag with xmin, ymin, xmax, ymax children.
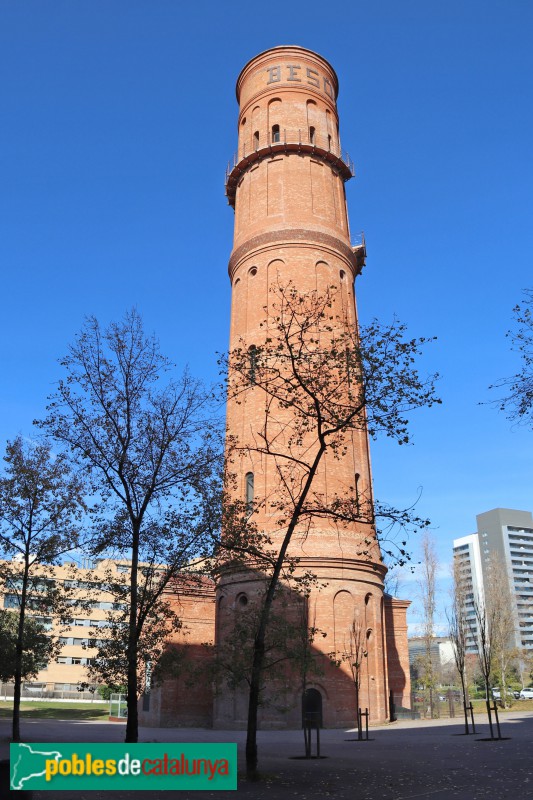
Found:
<box><xmin>309</xmin><ymin>126</ymin><xmax>316</xmax><ymax>145</ymax></box>
<box><xmin>272</xmin><ymin>124</ymin><xmax>280</xmax><ymax>143</ymax></box>
<box><xmin>253</xmin><ymin>130</ymin><xmax>259</xmax><ymax>149</ymax></box>
<box><xmin>245</xmin><ymin>472</ymin><xmax>254</xmax><ymax>516</ymax></box>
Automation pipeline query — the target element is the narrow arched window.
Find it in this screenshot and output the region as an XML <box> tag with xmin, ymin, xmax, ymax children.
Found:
<box><xmin>328</xmin><ymin>134</ymin><xmax>332</xmax><ymax>150</ymax></box>
<box><xmin>245</xmin><ymin>472</ymin><xmax>254</xmax><ymax>516</ymax></box>
<box><xmin>248</xmin><ymin>344</ymin><xmax>258</xmax><ymax>385</ymax></box>
<box><xmin>272</xmin><ymin>124</ymin><xmax>280</xmax><ymax>143</ymax></box>
<box><xmin>309</xmin><ymin>126</ymin><xmax>316</xmax><ymax>145</ymax></box>
<box><xmin>355</xmin><ymin>473</ymin><xmax>360</xmax><ymax>514</ymax></box>
<box><xmin>253</xmin><ymin>130</ymin><xmax>259</xmax><ymax>149</ymax></box>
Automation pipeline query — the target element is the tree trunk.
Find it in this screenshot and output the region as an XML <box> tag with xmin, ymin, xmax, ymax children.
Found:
<box><xmin>355</xmin><ymin>683</ymin><xmax>361</xmax><ymax>739</ymax></box>
<box><xmin>12</xmin><ymin>640</ymin><xmax>23</xmax><ymax>743</ymax></box>
<box><xmin>245</xmin><ymin>638</ymin><xmax>264</xmax><ymax>778</ymax></box>
<box><xmin>459</xmin><ymin>671</ymin><xmax>469</xmax><ymax>735</ymax></box>
<box><xmin>244</xmin><ymin>443</ymin><xmax>326</xmax><ymax>779</ymax></box>
<box><xmin>12</xmin><ymin>556</ymin><xmax>31</xmax><ymax>742</ymax></box>
<box><xmin>125</xmin><ymin>525</ymin><xmax>140</xmax><ymax>743</ymax></box>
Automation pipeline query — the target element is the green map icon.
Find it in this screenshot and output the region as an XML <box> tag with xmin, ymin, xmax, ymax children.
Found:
<box><xmin>11</xmin><ymin>743</ymin><xmax>63</xmax><ymax>790</ymax></box>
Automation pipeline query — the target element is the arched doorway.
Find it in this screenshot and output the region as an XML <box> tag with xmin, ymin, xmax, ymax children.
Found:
<box><xmin>302</xmin><ymin>687</ymin><xmax>323</xmax><ymax>727</ymax></box>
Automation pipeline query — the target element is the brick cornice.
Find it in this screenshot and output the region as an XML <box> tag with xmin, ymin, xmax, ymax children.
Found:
<box><xmin>384</xmin><ymin>595</ymin><xmax>412</xmax><ymax>609</ymax></box>
<box><xmin>216</xmin><ymin>556</ymin><xmax>387</xmax><ymax>585</ymax></box>
<box><xmin>228</xmin><ymin>228</ymin><xmax>361</xmax><ymax>280</ymax></box>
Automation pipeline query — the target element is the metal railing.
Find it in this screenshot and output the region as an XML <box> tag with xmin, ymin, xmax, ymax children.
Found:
<box><xmin>225</xmin><ymin>128</ymin><xmax>355</xmax><ymax>187</ymax></box>
<box><xmin>0</xmin><ymin>682</ymin><xmax>101</xmax><ymax>701</ymax></box>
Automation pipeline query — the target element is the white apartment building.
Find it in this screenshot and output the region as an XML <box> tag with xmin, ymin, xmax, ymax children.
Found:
<box><xmin>452</xmin><ymin>533</ymin><xmax>485</xmax><ymax>653</ymax></box>
<box><xmin>453</xmin><ymin>508</ymin><xmax>533</xmax><ymax>653</ymax></box>
<box><xmin>408</xmin><ymin>636</ymin><xmax>456</xmax><ymax>668</ymax></box>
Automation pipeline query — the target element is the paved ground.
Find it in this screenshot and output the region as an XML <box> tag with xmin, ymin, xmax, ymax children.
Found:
<box><xmin>1</xmin><ymin>711</ymin><xmax>533</xmax><ymax>799</ymax></box>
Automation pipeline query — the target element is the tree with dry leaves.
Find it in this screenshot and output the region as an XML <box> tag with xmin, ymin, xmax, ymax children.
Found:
<box><xmin>0</xmin><ymin>436</ymin><xmax>85</xmax><ymax>741</ymax></box>
<box><xmin>39</xmin><ymin>310</ymin><xmax>222</xmax><ymax>743</ymax></box>
<box><xmin>220</xmin><ymin>283</ymin><xmax>440</xmax><ymax>776</ymax></box>
<box><xmin>492</xmin><ymin>289</ymin><xmax>533</xmax><ymax>425</ymax></box>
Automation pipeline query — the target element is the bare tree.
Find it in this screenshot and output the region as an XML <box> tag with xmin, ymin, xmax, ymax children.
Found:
<box><xmin>0</xmin><ymin>436</ymin><xmax>85</xmax><ymax>741</ymax></box>
<box><xmin>470</xmin><ymin>590</ymin><xmax>497</xmax><ymax>736</ymax></box>
<box><xmin>417</xmin><ymin>532</ymin><xmax>438</xmax><ymax>717</ymax></box>
<box><xmin>39</xmin><ymin>310</ymin><xmax>222</xmax><ymax>742</ymax></box>
<box><xmin>468</xmin><ymin>559</ymin><xmax>517</xmax><ymax>738</ymax></box>
<box><xmin>448</xmin><ymin>556</ymin><xmax>471</xmax><ymax>733</ymax></box>
<box><xmin>341</xmin><ymin>616</ymin><xmax>367</xmax><ymax>738</ymax></box>
<box><xmin>485</xmin><ymin>558</ymin><xmax>517</xmax><ymax>708</ymax></box>
<box><xmin>220</xmin><ymin>284</ymin><xmax>440</xmax><ymax>776</ymax></box>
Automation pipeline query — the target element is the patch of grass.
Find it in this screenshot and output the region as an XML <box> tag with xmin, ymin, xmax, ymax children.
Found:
<box><xmin>0</xmin><ymin>702</ymin><xmax>109</xmax><ymax>721</ymax></box>
<box><xmin>470</xmin><ymin>698</ymin><xmax>533</xmax><ymax>713</ymax></box>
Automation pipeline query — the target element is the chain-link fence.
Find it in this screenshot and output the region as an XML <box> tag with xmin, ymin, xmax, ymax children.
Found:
<box><xmin>0</xmin><ymin>681</ymin><xmax>100</xmax><ymax>701</ymax></box>
<box><xmin>409</xmin><ymin>690</ymin><xmax>464</xmax><ymax>719</ymax></box>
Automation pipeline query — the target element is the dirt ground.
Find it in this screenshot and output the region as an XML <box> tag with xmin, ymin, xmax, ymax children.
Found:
<box><xmin>2</xmin><ymin>710</ymin><xmax>532</xmax><ymax>799</ymax></box>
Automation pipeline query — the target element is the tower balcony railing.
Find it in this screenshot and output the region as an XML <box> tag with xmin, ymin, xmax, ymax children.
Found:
<box><xmin>225</xmin><ymin>129</ymin><xmax>355</xmax><ymax>207</ymax></box>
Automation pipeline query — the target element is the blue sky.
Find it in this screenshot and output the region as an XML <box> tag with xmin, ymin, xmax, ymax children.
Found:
<box><xmin>1</xmin><ymin>1</ymin><xmax>532</xmax><ymax>631</ymax></box>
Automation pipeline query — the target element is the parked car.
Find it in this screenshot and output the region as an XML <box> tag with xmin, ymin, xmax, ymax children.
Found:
<box><xmin>519</xmin><ymin>688</ymin><xmax>533</xmax><ymax>700</ymax></box>
<box><xmin>491</xmin><ymin>687</ymin><xmax>516</xmax><ymax>700</ymax></box>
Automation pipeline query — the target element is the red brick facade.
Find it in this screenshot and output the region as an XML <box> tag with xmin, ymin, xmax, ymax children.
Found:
<box><xmin>384</xmin><ymin>595</ymin><xmax>412</xmax><ymax>708</ymax></box>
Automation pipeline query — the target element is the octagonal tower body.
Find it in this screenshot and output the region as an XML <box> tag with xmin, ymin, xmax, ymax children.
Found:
<box><xmin>216</xmin><ymin>47</ymin><xmax>390</xmax><ymax>728</ymax></box>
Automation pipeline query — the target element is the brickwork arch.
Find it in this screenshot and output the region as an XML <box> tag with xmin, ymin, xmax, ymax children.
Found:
<box><xmin>333</xmin><ymin>589</ymin><xmax>354</xmax><ymax>651</ymax></box>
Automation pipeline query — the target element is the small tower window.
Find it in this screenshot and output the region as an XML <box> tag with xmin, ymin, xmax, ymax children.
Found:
<box><xmin>328</xmin><ymin>134</ymin><xmax>332</xmax><ymax>150</ymax></box>
<box><xmin>245</xmin><ymin>472</ymin><xmax>254</xmax><ymax>516</ymax></box>
<box><xmin>309</xmin><ymin>126</ymin><xmax>316</xmax><ymax>145</ymax></box>
<box><xmin>272</xmin><ymin>124</ymin><xmax>280</xmax><ymax>143</ymax></box>
<box><xmin>253</xmin><ymin>130</ymin><xmax>259</xmax><ymax>149</ymax></box>
<box><xmin>248</xmin><ymin>345</ymin><xmax>258</xmax><ymax>384</ymax></box>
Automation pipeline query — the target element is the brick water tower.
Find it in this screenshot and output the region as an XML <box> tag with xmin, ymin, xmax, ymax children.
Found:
<box><xmin>214</xmin><ymin>46</ymin><xmax>409</xmax><ymax>729</ymax></box>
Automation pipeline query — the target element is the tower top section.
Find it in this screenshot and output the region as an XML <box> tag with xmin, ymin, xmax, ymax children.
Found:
<box><xmin>236</xmin><ymin>46</ymin><xmax>339</xmax><ymax>105</ymax></box>
<box><xmin>225</xmin><ymin>46</ymin><xmax>354</xmax><ymax>210</ymax></box>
